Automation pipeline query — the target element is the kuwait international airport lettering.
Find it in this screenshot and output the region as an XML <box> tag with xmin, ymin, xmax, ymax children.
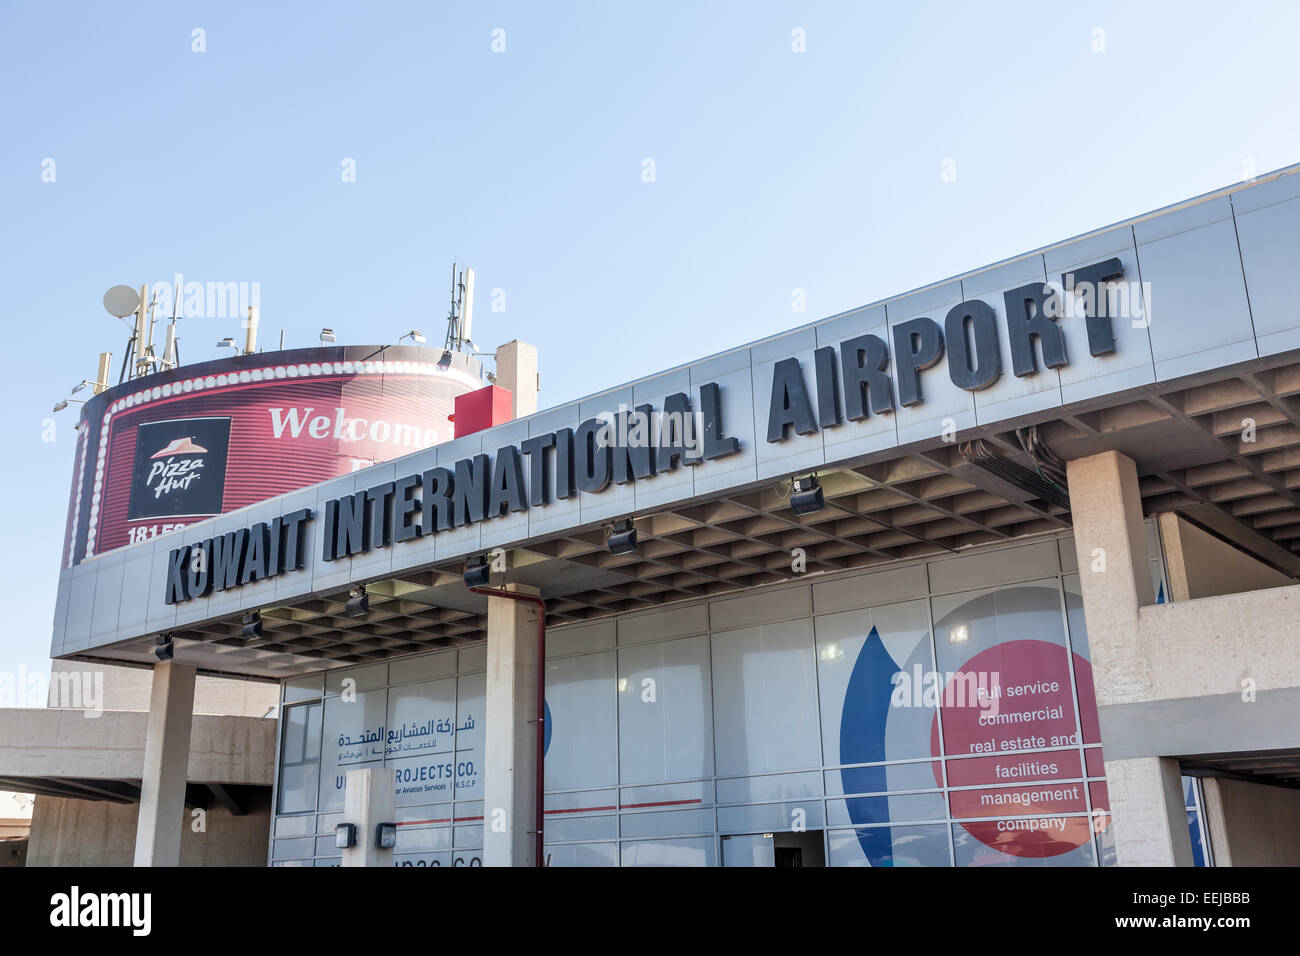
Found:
<box><xmin>163</xmin><ymin>383</ymin><xmax>740</xmax><ymax>603</ymax></box>
<box><xmin>163</xmin><ymin>257</ymin><xmax>1126</xmax><ymax>605</ymax></box>
<box><xmin>766</xmin><ymin>257</ymin><xmax>1125</xmax><ymax>441</ymax></box>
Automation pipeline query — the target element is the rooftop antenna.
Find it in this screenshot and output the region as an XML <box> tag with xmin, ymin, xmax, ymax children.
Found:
<box><xmin>162</xmin><ymin>284</ymin><xmax>181</xmax><ymax>369</ymax></box>
<box><xmin>103</xmin><ymin>284</ymin><xmax>141</xmax><ymax>384</ymax></box>
<box><xmin>132</xmin><ymin>284</ymin><xmax>164</xmax><ymax>378</ymax></box>
<box><xmin>443</xmin><ymin>262</ymin><xmax>477</xmax><ymax>353</ymax></box>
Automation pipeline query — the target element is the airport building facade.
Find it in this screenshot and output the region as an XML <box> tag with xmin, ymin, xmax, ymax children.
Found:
<box><xmin>34</xmin><ymin>168</ymin><xmax>1300</xmax><ymax>866</ymax></box>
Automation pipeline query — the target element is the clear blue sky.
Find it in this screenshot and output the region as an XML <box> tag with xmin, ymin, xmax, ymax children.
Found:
<box><xmin>3</xmin><ymin>0</ymin><xmax>1300</xmax><ymax>680</ymax></box>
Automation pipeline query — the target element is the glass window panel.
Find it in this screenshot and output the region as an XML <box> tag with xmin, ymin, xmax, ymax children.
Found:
<box><xmin>711</xmin><ymin>619</ymin><xmax>821</xmax><ymax>776</ymax></box>
<box><xmin>816</xmin><ymin>599</ymin><xmax>934</xmax><ymax>774</ymax></box>
<box><xmin>619</xmin><ymin>807</ymin><xmax>714</xmax><ymax>839</ymax></box>
<box><xmin>825</xmin><ymin>760</ymin><xmax>941</xmax><ymax>795</ymax></box>
<box><xmin>826</xmin><ymin>792</ymin><xmax>946</xmax><ymax>827</ymax></box>
<box><xmin>827</xmin><ymin>824</ymin><xmax>950</xmax><ymax>867</ymax></box>
<box><xmin>455</xmin><ymin>673</ymin><xmax>485</xmax><ymax>799</ymax></box>
<box><xmin>722</xmin><ymin>833</ymin><xmax>776</xmax><ymax>867</ymax></box>
<box><xmin>620</xmin><ymin>837</ymin><xmax>715</xmax><ymax>867</ymax></box>
<box><xmin>545</xmin><ymin>650</ymin><xmax>617</xmax><ymax>791</ymax></box>
<box><xmin>717</xmin><ymin>800</ymin><xmax>824</xmax><ymax>834</ymax></box>
<box><xmin>716</xmin><ymin>771</ymin><xmax>822</xmax><ymax>805</ymax></box>
<box><xmin>617</xmin><ymin>635</ymin><xmax>714</xmax><ymax>785</ymax></box>
<box><xmin>277</xmin><ymin>701</ymin><xmax>321</xmax><ymax>815</ymax></box>
<box><xmin>1063</xmin><ymin>574</ymin><xmax>1101</xmax><ymax>745</ymax></box>
<box><xmin>545</xmin><ymin>843</ymin><xmax>618</xmax><ymax>867</ymax></box>
<box><xmin>951</xmin><ymin>817</ymin><xmax>1096</xmax><ymax>866</ymax></box>
<box><xmin>318</xmin><ymin>689</ymin><xmax>387</xmax><ymax>812</ymax></box>
<box><xmin>933</xmin><ymin>582</ymin><xmax>1079</xmax><ymax>757</ymax></box>
<box><xmin>543</xmin><ymin>812</ymin><xmax>618</xmax><ymax>843</ymax></box>
<box><xmin>394</xmin><ymin>852</ymin><xmax>452</xmax><ymax>867</ymax></box>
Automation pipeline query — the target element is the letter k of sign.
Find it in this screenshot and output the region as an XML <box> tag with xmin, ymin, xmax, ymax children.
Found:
<box><xmin>165</xmin><ymin>547</ymin><xmax>188</xmax><ymax>604</ymax></box>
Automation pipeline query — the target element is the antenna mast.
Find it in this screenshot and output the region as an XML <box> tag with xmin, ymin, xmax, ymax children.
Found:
<box><xmin>443</xmin><ymin>263</ymin><xmax>476</xmax><ymax>352</ymax></box>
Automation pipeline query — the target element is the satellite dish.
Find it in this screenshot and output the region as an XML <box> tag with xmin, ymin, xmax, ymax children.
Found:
<box><xmin>103</xmin><ymin>285</ymin><xmax>140</xmax><ymax>318</ymax></box>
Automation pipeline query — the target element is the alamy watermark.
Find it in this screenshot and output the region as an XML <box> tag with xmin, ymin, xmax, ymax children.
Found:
<box><xmin>1</xmin><ymin>665</ymin><xmax>103</xmax><ymax>717</ymax></box>
<box><xmin>146</xmin><ymin>273</ymin><xmax>261</xmax><ymax>321</ymax></box>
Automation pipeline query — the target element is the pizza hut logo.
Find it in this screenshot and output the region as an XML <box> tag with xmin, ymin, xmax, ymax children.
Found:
<box><xmin>146</xmin><ymin>438</ymin><xmax>208</xmax><ymax>499</ymax></box>
<box><xmin>128</xmin><ymin>418</ymin><xmax>231</xmax><ymax>520</ymax></box>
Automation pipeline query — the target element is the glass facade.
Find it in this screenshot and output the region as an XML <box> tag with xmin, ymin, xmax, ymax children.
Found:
<box><xmin>270</xmin><ymin>530</ymin><xmax>1173</xmax><ymax>866</ymax></box>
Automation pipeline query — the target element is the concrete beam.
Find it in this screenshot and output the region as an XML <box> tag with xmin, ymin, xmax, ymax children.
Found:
<box><xmin>0</xmin><ymin>709</ymin><xmax>275</xmax><ymax>790</ymax></box>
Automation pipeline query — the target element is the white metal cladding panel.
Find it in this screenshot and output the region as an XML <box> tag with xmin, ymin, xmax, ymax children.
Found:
<box><xmin>547</xmin><ymin>619</ymin><xmax>615</xmax><ymax>659</ymax></box>
<box><xmin>886</xmin><ymin>280</ymin><xmax>975</xmax><ymax>448</ymax></box>
<box><xmin>1047</xmin><ymin>227</ymin><xmax>1156</xmax><ymax>407</ymax></box>
<box><xmin>961</xmin><ymin>254</ymin><xmax>1063</xmax><ymax>426</ymax></box>
<box><xmin>631</xmin><ymin>367</ymin><xmax>695</xmax><ymax>513</ymax></box>
<box><xmin>579</xmin><ymin>385</ymin><xmax>635</xmax><ymax>528</ymax></box>
<box><xmin>525</xmin><ymin>402</ymin><xmax>582</xmax><ymax>540</ymax></box>
<box><xmin>925</xmin><ymin>538</ymin><xmax>1061</xmax><ymax>594</ymax></box>
<box><xmin>1233</xmin><ymin>174</ymin><xmax>1300</xmax><ymax>356</ymax></box>
<box><xmin>688</xmin><ymin>350</ymin><xmax>756</xmax><ymax>498</ymax></box>
<box><xmin>812</xmin><ymin>561</ymin><xmax>929</xmax><ymax>615</ymax></box>
<box><xmin>616</xmin><ymin>601</ymin><xmax>708</xmax><ymax>646</ymax></box>
<box><xmin>1133</xmin><ymin>197</ymin><xmax>1257</xmax><ymax>382</ymax></box>
<box><xmin>388</xmin><ymin>647</ymin><xmax>456</xmax><ymax>685</ymax></box>
<box><xmin>750</xmin><ymin>328</ymin><xmax>826</xmax><ymax>481</ymax></box>
<box><xmin>477</xmin><ymin>419</ymin><xmax>530</xmax><ymax>552</ymax></box>
<box><xmin>708</xmin><ymin>583</ymin><xmax>811</xmax><ymax>632</ymax></box>
<box><xmin>814</xmin><ymin>304</ymin><xmax>897</xmax><ymax>463</ymax></box>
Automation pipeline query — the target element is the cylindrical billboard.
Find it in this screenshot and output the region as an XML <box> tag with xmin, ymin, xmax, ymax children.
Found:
<box><xmin>62</xmin><ymin>345</ymin><xmax>485</xmax><ymax>567</ymax></box>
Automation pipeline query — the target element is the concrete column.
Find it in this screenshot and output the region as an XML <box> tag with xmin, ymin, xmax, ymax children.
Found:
<box><xmin>133</xmin><ymin>661</ymin><xmax>196</xmax><ymax>867</ymax></box>
<box><xmin>341</xmin><ymin>768</ymin><xmax>396</xmax><ymax>867</ymax></box>
<box><xmin>1102</xmin><ymin>756</ymin><xmax>1194</xmax><ymax>866</ymax></box>
<box><xmin>482</xmin><ymin>584</ymin><xmax>541</xmax><ymax>867</ymax></box>
<box><xmin>495</xmin><ymin>340</ymin><xmax>539</xmax><ymax>418</ymax></box>
<box><xmin>1067</xmin><ymin>451</ymin><xmax>1192</xmax><ymax>866</ymax></box>
<box><xmin>1066</xmin><ymin>450</ymin><xmax>1154</xmax><ymax>706</ymax></box>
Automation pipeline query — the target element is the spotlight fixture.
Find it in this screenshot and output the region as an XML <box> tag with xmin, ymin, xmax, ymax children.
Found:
<box><xmin>52</xmin><ymin>400</ymin><xmax>69</xmax><ymax>413</ymax></box>
<box><xmin>463</xmin><ymin>556</ymin><xmax>491</xmax><ymax>588</ymax></box>
<box><xmin>789</xmin><ymin>475</ymin><xmax>825</xmax><ymax>516</ymax></box>
<box><xmin>320</xmin><ymin>327</ymin><xmax>336</xmax><ymax>345</ymax></box>
<box><xmin>608</xmin><ymin>518</ymin><xmax>638</xmax><ymax>556</ymax></box>
<box><xmin>216</xmin><ymin>337</ymin><xmax>240</xmax><ymax>354</ymax></box>
<box><xmin>241</xmin><ymin>610</ymin><xmax>263</xmax><ymax>640</ymax></box>
<box><xmin>345</xmin><ymin>585</ymin><xmax>370</xmax><ymax>618</ymax></box>
<box><xmin>400</xmin><ymin>329</ymin><xmax>427</xmax><ymax>345</ymax></box>
<box><xmin>334</xmin><ymin>823</ymin><xmax>357</xmax><ymax>849</ymax></box>
<box><xmin>154</xmin><ymin>633</ymin><xmax>175</xmax><ymax>662</ymax></box>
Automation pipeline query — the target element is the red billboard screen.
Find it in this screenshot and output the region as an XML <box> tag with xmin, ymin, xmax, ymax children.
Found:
<box><xmin>63</xmin><ymin>346</ymin><xmax>484</xmax><ymax>565</ymax></box>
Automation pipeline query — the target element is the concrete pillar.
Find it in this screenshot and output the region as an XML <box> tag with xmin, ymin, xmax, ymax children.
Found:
<box><xmin>1066</xmin><ymin>450</ymin><xmax>1155</xmax><ymax>705</ymax></box>
<box><xmin>341</xmin><ymin>768</ymin><xmax>396</xmax><ymax>867</ymax></box>
<box><xmin>495</xmin><ymin>340</ymin><xmax>538</xmax><ymax>418</ymax></box>
<box><xmin>1067</xmin><ymin>451</ymin><xmax>1192</xmax><ymax>866</ymax></box>
<box><xmin>482</xmin><ymin>585</ymin><xmax>542</xmax><ymax>867</ymax></box>
<box><xmin>133</xmin><ymin>661</ymin><xmax>196</xmax><ymax>867</ymax></box>
<box><xmin>1102</xmin><ymin>756</ymin><xmax>1194</xmax><ymax>866</ymax></box>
